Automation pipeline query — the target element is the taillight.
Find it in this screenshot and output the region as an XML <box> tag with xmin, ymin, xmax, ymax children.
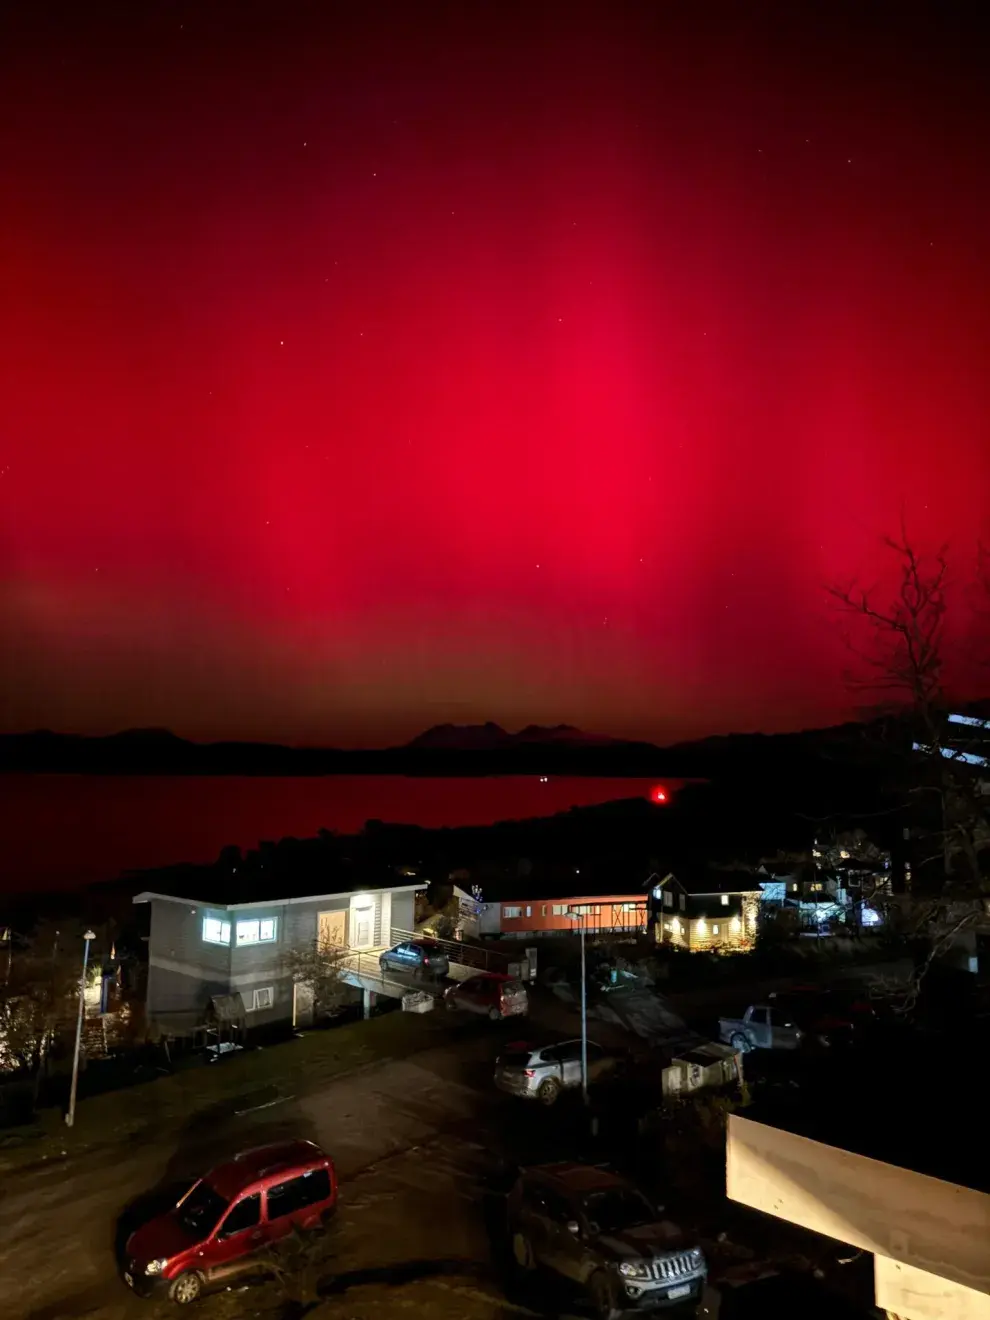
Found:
<box><xmin>523</xmin><ymin>1069</ymin><xmax>535</xmax><ymax>1078</ymax></box>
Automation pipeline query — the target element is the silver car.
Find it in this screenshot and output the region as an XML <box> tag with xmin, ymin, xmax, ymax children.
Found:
<box><xmin>494</xmin><ymin>1039</ymin><xmax>621</xmax><ymax>1105</ymax></box>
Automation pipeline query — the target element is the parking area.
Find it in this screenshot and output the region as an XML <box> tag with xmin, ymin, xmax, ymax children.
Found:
<box><xmin>0</xmin><ymin>967</ymin><xmax>895</xmax><ymax>1320</ymax></box>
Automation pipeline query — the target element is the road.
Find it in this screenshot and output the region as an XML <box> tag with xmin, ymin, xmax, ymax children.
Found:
<box><xmin>0</xmin><ymin>963</ymin><xmax>900</xmax><ymax>1320</ymax></box>
<box><xmin>0</xmin><ymin>1025</ymin><xmax>522</xmax><ymax>1320</ymax></box>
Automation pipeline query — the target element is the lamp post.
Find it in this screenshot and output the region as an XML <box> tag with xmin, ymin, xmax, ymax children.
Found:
<box><xmin>566</xmin><ymin>909</ymin><xmax>589</xmax><ymax>1106</ymax></box>
<box><xmin>65</xmin><ymin>929</ymin><xmax>96</xmax><ymax>1129</ymax></box>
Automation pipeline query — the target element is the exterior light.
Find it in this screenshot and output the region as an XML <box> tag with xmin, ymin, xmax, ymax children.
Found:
<box><xmin>731</xmin><ymin>916</ymin><xmax>741</xmax><ymax>933</ymax></box>
<box><xmin>696</xmin><ymin>918</ymin><xmax>707</xmax><ymax>935</ymax></box>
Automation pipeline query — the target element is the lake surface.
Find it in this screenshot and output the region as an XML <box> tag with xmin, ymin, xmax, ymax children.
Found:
<box><xmin>0</xmin><ymin>775</ymin><xmax>670</xmax><ymax>892</ymax></box>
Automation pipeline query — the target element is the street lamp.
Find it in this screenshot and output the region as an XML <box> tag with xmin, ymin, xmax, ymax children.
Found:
<box><xmin>565</xmin><ymin>909</ymin><xmax>589</xmax><ymax>1106</ymax></box>
<box><xmin>65</xmin><ymin>929</ymin><xmax>96</xmax><ymax>1129</ymax></box>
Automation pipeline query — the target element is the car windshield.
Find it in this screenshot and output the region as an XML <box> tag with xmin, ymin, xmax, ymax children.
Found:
<box><xmin>498</xmin><ymin>1051</ymin><xmax>533</xmax><ymax>1068</ymax></box>
<box><xmin>175</xmin><ymin>1180</ymin><xmax>230</xmax><ymax>1238</ymax></box>
<box><xmin>582</xmin><ymin>1187</ymin><xmax>656</xmax><ymax>1233</ymax></box>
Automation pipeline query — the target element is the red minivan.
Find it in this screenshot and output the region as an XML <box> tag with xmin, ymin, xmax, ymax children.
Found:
<box><xmin>124</xmin><ymin>1140</ymin><xmax>337</xmax><ymax>1305</ymax></box>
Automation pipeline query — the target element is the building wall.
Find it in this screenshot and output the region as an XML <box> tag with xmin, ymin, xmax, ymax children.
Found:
<box><xmin>490</xmin><ymin>896</ymin><xmax>647</xmax><ymax>938</ymax></box>
<box><xmin>657</xmin><ymin>893</ymin><xmax>759</xmax><ymax>953</ymax></box>
<box><xmin>389</xmin><ymin>891</ymin><xmax>416</xmax><ymax>943</ymax></box>
<box><xmin>144</xmin><ymin>888</ymin><xmax>411</xmax><ymax>1030</ymax></box>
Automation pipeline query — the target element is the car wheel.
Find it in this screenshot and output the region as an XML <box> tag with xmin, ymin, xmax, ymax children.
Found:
<box><xmin>589</xmin><ymin>1269</ymin><xmax>621</xmax><ymax>1320</ymax></box>
<box><xmin>730</xmin><ymin>1033</ymin><xmax>751</xmax><ymax>1053</ymax></box>
<box><xmin>169</xmin><ymin>1272</ymin><xmax>204</xmax><ymax>1306</ymax></box>
<box><xmin>511</xmin><ymin>1231</ymin><xmax>535</xmax><ymax>1272</ymax></box>
<box><xmin>537</xmin><ymin>1077</ymin><xmax>561</xmax><ymax>1106</ymax></box>
<box><xmin>488</xmin><ymin>1006</ymin><xmax>502</xmax><ymax>1022</ymax></box>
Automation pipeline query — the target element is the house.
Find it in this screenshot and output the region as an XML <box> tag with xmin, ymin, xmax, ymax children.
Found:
<box><xmin>478</xmin><ymin>893</ymin><xmax>649</xmax><ymax>939</ymax></box>
<box><xmin>650</xmin><ymin>869</ymin><xmax>761</xmax><ymax>952</ymax></box>
<box><xmin>134</xmin><ymin>870</ymin><xmax>419</xmax><ymax>1033</ymax></box>
<box><xmin>757</xmin><ymin>836</ymin><xmax>893</xmax><ymax>931</ymax></box>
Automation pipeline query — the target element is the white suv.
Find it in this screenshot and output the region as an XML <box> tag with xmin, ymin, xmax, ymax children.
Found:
<box><xmin>494</xmin><ymin>1039</ymin><xmax>621</xmax><ymax>1105</ymax></box>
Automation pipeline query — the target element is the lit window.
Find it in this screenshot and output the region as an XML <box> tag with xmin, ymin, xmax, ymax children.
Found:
<box><xmin>236</xmin><ymin>918</ymin><xmax>277</xmax><ymax>946</ymax></box>
<box><xmin>552</xmin><ymin>904</ymin><xmax>567</xmax><ymax>916</ymax></box>
<box><xmin>712</xmin><ymin>924</ymin><xmax>720</xmax><ymax>935</ymax></box>
<box><xmin>525</xmin><ymin>906</ymin><xmax>532</xmax><ymax>917</ymax></box>
<box><xmin>247</xmin><ymin>986</ymin><xmax>273</xmax><ymax>1011</ymax></box>
<box><xmin>503</xmin><ymin>905</ymin><xmax>522</xmax><ymax>918</ymax></box>
<box><xmin>541</xmin><ymin>905</ymin><xmax>547</xmax><ymax>916</ymax></box>
<box><xmin>720</xmin><ymin>894</ymin><xmax>729</xmax><ymax>906</ymax></box>
<box><xmin>202</xmin><ymin>917</ymin><xmax>230</xmax><ymax>945</ymax></box>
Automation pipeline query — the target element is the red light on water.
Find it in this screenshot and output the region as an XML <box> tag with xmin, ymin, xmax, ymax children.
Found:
<box><xmin>651</xmin><ymin>786</ymin><xmax>669</xmax><ymax>804</ymax></box>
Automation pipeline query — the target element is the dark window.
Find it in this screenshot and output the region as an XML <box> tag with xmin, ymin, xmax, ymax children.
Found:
<box><xmin>749</xmin><ymin>1007</ymin><xmax>769</xmax><ymax>1026</ymax></box>
<box><xmin>267</xmin><ymin>1168</ymin><xmax>331</xmax><ymax>1220</ymax></box>
<box><xmin>499</xmin><ymin>1051</ymin><xmax>534</xmax><ymax>1069</ymax></box>
<box><xmin>556</xmin><ymin>1040</ymin><xmax>583</xmax><ymax>1061</ymax></box>
<box><xmin>582</xmin><ymin>1188</ymin><xmax>655</xmax><ymax>1234</ymax></box>
<box><xmin>176</xmin><ymin>1182</ymin><xmax>229</xmax><ymax>1238</ymax></box>
<box><xmin>219</xmin><ymin>1193</ymin><xmax>261</xmax><ymax>1239</ymax></box>
<box><xmin>585</xmin><ymin>1042</ymin><xmax>605</xmax><ymax>1060</ymax></box>
<box><xmin>539</xmin><ymin>1188</ymin><xmax>572</xmax><ymax>1223</ymax></box>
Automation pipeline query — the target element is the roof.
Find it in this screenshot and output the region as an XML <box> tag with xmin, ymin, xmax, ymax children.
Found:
<box><xmin>528</xmin><ymin>1162</ymin><xmax>624</xmax><ymax>1194</ymax></box>
<box><xmin>133</xmin><ymin>879</ymin><xmax>420</xmax><ymax>910</ymax></box>
<box><xmin>665</xmin><ymin>866</ymin><xmax>763</xmax><ymax>896</ymax></box>
<box><xmin>208</xmin><ymin>1141</ymin><xmax>328</xmax><ymax>1199</ymax></box>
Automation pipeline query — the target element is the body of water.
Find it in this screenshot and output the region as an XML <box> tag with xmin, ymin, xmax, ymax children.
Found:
<box><xmin>0</xmin><ymin>775</ymin><xmax>671</xmax><ymax>892</ymax></box>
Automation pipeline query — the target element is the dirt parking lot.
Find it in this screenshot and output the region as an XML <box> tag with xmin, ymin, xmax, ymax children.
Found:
<box><xmin>0</xmin><ymin>1026</ymin><xmax>517</xmax><ymax>1320</ymax></box>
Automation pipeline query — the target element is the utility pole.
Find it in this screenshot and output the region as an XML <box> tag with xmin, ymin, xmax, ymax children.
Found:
<box><xmin>65</xmin><ymin>929</ymin><xmax>96</xmax><ymax>1129</ymax></box>
<box><xmin>566</xmin><ymin>909</ymin><xmax>589</xmax><ymax>1106</ymax></box>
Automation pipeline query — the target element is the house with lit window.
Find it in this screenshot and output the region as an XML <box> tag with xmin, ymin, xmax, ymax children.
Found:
<box><xmin>478</xmin><ymin>892</ymin><xmax>649</xmax><ymax>939</ymax></box>
<box><xmin>134</xmin><ymin>870</ymin><xmax>419</xmax><ymax>1033</ymax></box>
<box><xmin>649</xmin><ymin>868</ymin><xmax>762</xmax><ymax>953</ymax></box>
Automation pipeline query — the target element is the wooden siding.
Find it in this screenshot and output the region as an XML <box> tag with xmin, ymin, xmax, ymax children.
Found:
<box><xmin>727</xmin><ymin>1115</ymin><xmax>990</xmax><ymax>1299</ymax></box>
<box><xmin>493</xmin><ymin>895</ymin><xmax>648</xmax><ymax>937</ymax></box>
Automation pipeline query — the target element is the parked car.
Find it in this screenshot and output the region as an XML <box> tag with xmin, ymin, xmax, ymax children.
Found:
<box><xmin>378</xmin><ymin>939</ymin><xmax>450</xmax><ymax>980</ymax></box>
<box><xmin>718</xmin><ymin>1003</ymin><xmax>804</xmax><ymax>1052</ymax></box>
<box><xmin>720</xmin><ymin>993</ymin><xmax>879</xmax><ymax>1053</ymax></box>
<box><xmin>123</xmin><ymin>1140</ymin><xmax>337</xmax><ymax>1305</ymax></box>
<box><xmin>444</xmin><ymin>972</ymin><xmax>529</xmax><ymax>1020</ymax></box>
<box><xmin>507</xmin><ymin>1162</ymin><xmax>706</xmax><ymax>1318</ymax></box>
<box><xmin>494</xmin><ymin>1038</ymin><xmax>621</xmax><ymax>1104</ymax></box>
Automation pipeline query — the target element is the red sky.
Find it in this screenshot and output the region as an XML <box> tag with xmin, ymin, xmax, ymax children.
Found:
<box><xmin>2</xmin><ymin>2</ymin><xmax>988</xmax><ymax>748</ymax></box>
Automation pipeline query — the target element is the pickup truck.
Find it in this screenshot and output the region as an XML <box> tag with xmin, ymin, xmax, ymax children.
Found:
<box><xmin>719</xmin><ymin>990</ymin><xmax>875</xmax><ymax>1052</ymax></box>
<box><xmin>718</xmin><ymin>1003</ymin><xmax>804</xmax><ymax>1052</ymax></box>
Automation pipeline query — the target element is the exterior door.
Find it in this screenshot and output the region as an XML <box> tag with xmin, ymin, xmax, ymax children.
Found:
<box><xmin>351</xmin><ymin>906</ymin><xmax>374</xmax><ymax>949</ymax></box>
<box><xmin>556</xmin><ymin>1041</ymin><xmax>583</xmax><ymax>1086</ymax></box>
<box><xmin>318</xmin><ymin>910</ymin><xmax>346</xmax><ymax>951</ymax></box>
<box><xmin>292</xmin><ymin>980</ymin><xmax>314</xmax><ymax>1029</ymax></box>
<box><xmin>205</xmin><ymin>1192</ymin><xmax>264</xmax><ymax>1282</ymax></box>
<box><xmin>746</xmin><ymin>1006</ymin><xmax>772</xmax><ymax>1047</ymax></box>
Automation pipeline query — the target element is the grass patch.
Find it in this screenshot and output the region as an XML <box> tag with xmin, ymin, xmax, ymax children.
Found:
<box><xmin>0</xmin><ymin>1006</ymin><xmax>467</xmax><ymax>1173</ymax></box>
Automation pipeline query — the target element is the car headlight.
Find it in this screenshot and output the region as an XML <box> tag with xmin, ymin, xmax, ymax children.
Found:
<box><xmin>144</xmin><ymin>1258</ymin><xmax>169</xmax><ymax>1276</ymax></box>
<box><xmin>689</xmin><ymin>1247</ymin><xmax>704</xmax><ymax>1267</ymax></box>
<box><xmin>618</xmin><ymin>1260</ymin><xmax>649</xmax><ymax>1279</ymax></box>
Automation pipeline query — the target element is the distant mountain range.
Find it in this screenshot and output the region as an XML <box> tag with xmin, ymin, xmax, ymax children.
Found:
<box><xmin>406</xmin><ymin>722</ymin><xmax>626</xmax><ymax>750</ymax></box>
<box><xmin>0</xmin><ymin>717</ymin><xmax>913</xmax><ymax>777</ymax></box>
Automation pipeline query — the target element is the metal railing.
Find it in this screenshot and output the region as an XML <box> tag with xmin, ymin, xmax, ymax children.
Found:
<box><xmin>338</xmin><ymin>948</ymin><xmax>445</xmax><ymax>998</ymax></box>
<box><xmin>390</xmin><ymin>928</ymin><xmax>512</xmax><ymax>973</ymax></box>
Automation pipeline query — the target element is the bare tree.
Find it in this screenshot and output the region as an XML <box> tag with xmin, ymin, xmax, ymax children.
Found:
<box><xmin>282</xmin><ymin>937</ymin><xmax>350</xmax><ymax>1023</ymax></box>
<box><xmin>829</xmin><ymin>531</ymin><xmax>990</xmax><ymax>1005</ymax></box>
<box><xmin>0</xmin><ymin>921</ymin><xmax>97</xmax><ymax>1100</ymax></box>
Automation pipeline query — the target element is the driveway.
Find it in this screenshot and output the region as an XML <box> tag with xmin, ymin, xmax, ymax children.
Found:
<box><xmin>0</xmin><ymin>1027</ymin><xmax>513</xmax><ymax>1320</ymax></box>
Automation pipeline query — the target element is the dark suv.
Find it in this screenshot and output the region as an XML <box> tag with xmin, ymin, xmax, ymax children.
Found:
<box><xmin>379</xmin><ymin>939</ymin><xmax>449</xmax><ymax>979</ymax></box>
<box><xmin>507</xmin><ymin>1163</ymin><xmax>705</xmax><ymax>1317</ymax></box>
